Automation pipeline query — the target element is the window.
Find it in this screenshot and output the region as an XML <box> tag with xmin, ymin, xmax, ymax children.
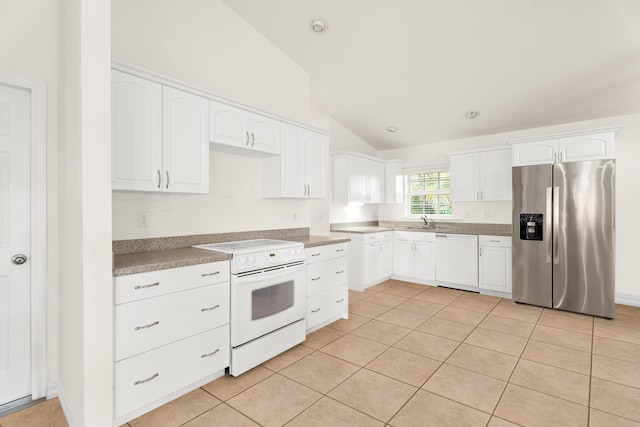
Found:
<box><xmin>405</xmin><ymin>168</ymin><xmax>453</xmax><ymax>217</ymax></box>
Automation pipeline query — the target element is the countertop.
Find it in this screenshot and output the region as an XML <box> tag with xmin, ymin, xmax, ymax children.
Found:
<box><xmin>113</xmin><ymin>234</ymin><xmax>350</xmax><ymax>277</ymax></box>
<box><xmin>332</xmin><ymin>221</ymin><xmax>511</xmax><ymax>236</ymax></box>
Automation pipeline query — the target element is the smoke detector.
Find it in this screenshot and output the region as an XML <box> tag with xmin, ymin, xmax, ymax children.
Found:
<box><xmin>465</xmin><ymin>111</ymin><xmax>480</xmax><ymax>119</ymax></box>
<box><xmin>309</xmin><ymin>17</ymin><xmax>328</xmax><ymax>33</ymax></box>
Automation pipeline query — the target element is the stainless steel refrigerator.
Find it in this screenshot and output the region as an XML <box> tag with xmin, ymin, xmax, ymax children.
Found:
<box><xmin>512</xmin><ymin>159</ymin><xmax>615</xmax><ymax>318</ymax></box>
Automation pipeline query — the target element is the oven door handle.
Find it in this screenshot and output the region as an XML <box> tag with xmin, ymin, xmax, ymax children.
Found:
<box><xmin>235</xmin><ymin>263</ymin><xmax>305</xmax><ymax>284</ymax></box>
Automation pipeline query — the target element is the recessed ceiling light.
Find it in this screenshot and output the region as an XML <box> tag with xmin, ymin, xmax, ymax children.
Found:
<box><xmin>465</xmin><ymin>111</ymin><xmax>480</xmax><ymax>119</ymax></box>
<box><xmin>386</xmin><ymin>126</ymin><xmax>398</xmax><ymax>133</ymax></box>
<box><xmin>309</xmin><ymin>17</ymin><xmax>328</xmax><ymax>33</ymax></box>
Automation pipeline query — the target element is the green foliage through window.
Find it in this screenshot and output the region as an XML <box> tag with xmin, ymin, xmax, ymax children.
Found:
<box><xmin>406</xmin><ymin>171</ymin><xmax>453</xmax><ymax>216</ymax></box>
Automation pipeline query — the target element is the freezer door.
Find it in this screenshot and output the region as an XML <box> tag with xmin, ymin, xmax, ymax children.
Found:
<box><xmin>553</xmin><ymin>160</ymin><xmax>615</xmax><ymax>318</ymax></box>
<box><xmin>512</xmin><ymin>164</ymin><xmax>553</xmax><ymax>308</ymax></box>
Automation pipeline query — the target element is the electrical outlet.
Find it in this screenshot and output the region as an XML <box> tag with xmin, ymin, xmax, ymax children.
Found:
<box><xmin>293</xmin><ymin>212</ymin><xmax>297</xmax><ymax>221</ymax></box>
<box><xmin>484</xmin><ymin>210</ymin><xmax>491</xmax><ymax>219</ymax></box>
<box><xmin>138</xmin><ymin>212</ymin><xmax>149</xmax><ymax>228</ymax></box>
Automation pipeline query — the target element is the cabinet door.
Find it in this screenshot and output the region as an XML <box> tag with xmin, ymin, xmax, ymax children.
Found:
<box><xmin>250</xmin><ymin>114</ymin><xmax>280</xmax><ymax>155</ymax></box>
<box><xmin>363</xmin><ymin>243</ymin><xmax>380</xmax><ymax>285</ymax></box>
<box><xmin>480</xmin><ymin>149</ymin><xmax>512</xmax><ymax>201</ymax></box>
<box><xmin>306</xmin><ymin>132</ymin><xmax>327</xmax><ymax>198</ymax></box>
<box><xmin>414</xmin><ymin>241</ymin><xmax>435</xmax><ymax>281</ymax></box>
<box><xmin>450</xmin><ymin>153</ymin><xmax>480</xmax><ymax>201</ymax></box>
<box><xmin>558</xmin><ymin>132</ymin><xmax>614</xmax><ymax>163</ymax></box>
<box><xmin>479</xmin><ymin>246</ymin><xmax>512</xmax><ymax>294</ymax></box>
<box><xmin>379</xmin><ymin>239</ymin><xmax>393</xmax><ymax>279</ymax></box>
<box><xmin>385</xmin><ymin>160</ymin><xmax>404</xmax><ymax>203</ymax></box>
<box><xmin>209</xmin><ymin>101</ymin><xmax>250</xmax><ymax>148</ymax></box>
<box><xmin>512</xmin><ymin>140</ymin><xmax>558</xmax><ymax>166</ymax></box>
<box><xmin>393</xmin><ymin>240</ymin><xmax>415</xmax><ymax>277</ymax></box>
<box><xmin>347</xmin><ymin>155</ymin><xmax>370</xmax><ymax>202</ymax></box>
<box><xmin>280</xmin><ymin>126</ymin><xmax>306</xmax><ymax>197</ymax></box>
<box><xmin>368</xmin><ymin>159</ymin><xmax>385</xmax><ymax>203</ymax></box>
<box><xmin>163</xmin><ymin>87</ymin><xmax>209</xmax><ymax>193</ymax></box>
<box><xmin>111</xmin><ymin>70</ymin><xmax>163</xmax><ymax>191</ymax></box>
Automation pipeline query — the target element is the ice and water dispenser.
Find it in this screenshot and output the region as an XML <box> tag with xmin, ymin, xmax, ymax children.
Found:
<box><xmin>519</xmin><ymin>214</ymin><xmax>543</xmax><ymax>241</ymax></box>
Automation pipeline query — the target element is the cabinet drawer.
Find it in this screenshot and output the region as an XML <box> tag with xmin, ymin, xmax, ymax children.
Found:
<box><xmin>115</xmin><ymin>283</ymin><xmax>229</xmax><ymax>361</ymax></box>
<box><xmin>115</xmin><ymin>325</ymin><xmax>229</xmax><ymax>418</ymax></box>
<box><xmin>305</xmin><ymin>243</ymin><xmax>348</xmax><ymax>263</ymax></box>
<box><xmin>479</xmin><ymin>235</ymin><xmax>512</xmax><ymax>247</ymax></box>
<box><xmin>363</xmin><ymin>232</ymin><xmax>392</xmax><ymax>243</ymax></box>
<box><xmin>307</xmin><ymin>257</ymin><xmax>348</xmax><ymax>296</ymax></box>
<box><xmin>115</xmin><ymin>261</ymin><xmax>229</xmax><ymax>305</ymax></box>
<box><xmin>306</xmin><ymin>286</ymin><xmax>348</xmax><ymax>330</ymax></box>
<box><xmin>394</xmin><ymin>231</ymin><xmax>436</xmax><ymax>242</ymax></box>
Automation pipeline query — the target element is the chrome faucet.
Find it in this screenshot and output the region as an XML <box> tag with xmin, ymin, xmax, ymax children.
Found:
<box><xmin>421</xmin><ymin>214</ymin><xmax>432</xmax><ymax>228</ymax></box>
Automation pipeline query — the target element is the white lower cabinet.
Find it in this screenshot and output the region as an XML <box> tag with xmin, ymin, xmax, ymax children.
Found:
<box><xmin>113</xmin><ymin>261</ymin><xmax>230</xmax><ymax>424</ymax></box>
<box><xmin>115</xmin><ymin>325</ymin><xmax>229</xmax><ymax>418</ymax></box>
<box><xmin>332</xmin><ymin>231</ymin><xmax>392</xmax><ymax>291</ymax></box>
<box><xmin>305</xmin><ymin>243</ymin><xmax>349</xmax><ymax>332</ymax></box>
<box><xmin>392</xmin><ymin>231</ymin><xmax>436</xmax><ymax>283</ymax></box>
<box><xmin>307</xmin><ymin>286</ymin><xmax>349</xmax><ymax>331</ymax></box>
<box><xmin>479</xmin><ymin>235</ymin><xmax>512</xmax><ymax>297</ymax></box>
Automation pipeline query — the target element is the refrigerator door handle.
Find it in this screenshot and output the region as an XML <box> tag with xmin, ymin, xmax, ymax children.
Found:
<box><xmin>545</xmin><ymin>187</ymin><xmax>553</xmax><ymax>263</ymax></box>
<box><xmin>553</xmin><ymin>186</ymin><xmax>560</xmax><ymax>265</ymax></box>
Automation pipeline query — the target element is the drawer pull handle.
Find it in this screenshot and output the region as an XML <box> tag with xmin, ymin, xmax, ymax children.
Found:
<box><xmin>134</xmin><ymin>320</ymin><xmax>159</xmax><ymax>331</ymax></box>
<box><xmin>202</xmin><ymin>271</ymin><xmax>220</xmax><ymax>277</ymax></box>
<box><xmin>489</xmin><ymin>240</ymin><xmax>500</xmax><ymax>243</ymax></box>
<box><xmin>311</xmin><ymin>308</ymin><xmax>321</xmax><ymax>313</ymax></box>
<box><xmin>133</xmin><ymin>373</ymin><xmax>159</xmax><ymax>386</ymax></box>
<box><xmin>201</xmin><ymin>349</ymin><xmax>220</xmax><ymax>358</ymax></box>
<box><xmin>311</xmin><ymin>253</ymin><xmax>321</xmax><ymax>257</ymax></box>
<box><xmin>336</xmin><ymin>298</ymin><xmax>345</xmax><ymax>303</ymax></box>
<box><xmin>311</xmin><ymin>276</ymin><xmax>321</xmax><ymax>281</ymax></box>
<box><xmin>134</xmin><ymin>282</ymin><xmax>159</xmax><ymax>290</ymax></box>
<box><xmin>336</xmin><ymin>270</ymin><xmax>344</xmax><ymax>274</ymax></box>
<box><xmin>201</xmin><ymin>304</ymin><xmax>220</xmax><ymax>312</ymax></box>
<box><xmin>336</xmin><ymin>248</ymin><xmax>344</xmax><ymax>252</ymax></box>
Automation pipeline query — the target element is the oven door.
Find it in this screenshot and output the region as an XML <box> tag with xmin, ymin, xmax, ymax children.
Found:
<box><xmin>230</xmin><ymin>263</ymin><xmax>306</xmax><ymax>347</ymax></box>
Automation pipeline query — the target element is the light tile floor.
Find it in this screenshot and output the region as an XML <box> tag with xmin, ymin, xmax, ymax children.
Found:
<box><xmin>3</xmin><ymin>279</ymin><xmax>640</xmax><ymax>426</ymax></box>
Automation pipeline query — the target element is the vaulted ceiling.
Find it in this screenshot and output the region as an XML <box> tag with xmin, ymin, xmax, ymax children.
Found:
<box><xmin>223</xmin><ymin>0</ymin><xmax>640</xmax><ymax>150</ymax></box>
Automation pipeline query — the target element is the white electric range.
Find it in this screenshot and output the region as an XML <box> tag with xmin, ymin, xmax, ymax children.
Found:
<box><xmin>193</xmin><ymin>239</ymin><xmax>306</xmax><ymax>376</ymax></box>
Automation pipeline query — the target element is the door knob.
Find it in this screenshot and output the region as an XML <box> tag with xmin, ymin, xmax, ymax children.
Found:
<box><xmin>11</xmin><ymin>254</ymin><xmax>28</xmax><ymax>265</ymax></box>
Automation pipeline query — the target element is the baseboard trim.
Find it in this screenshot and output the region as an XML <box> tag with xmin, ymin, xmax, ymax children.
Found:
<box><xmin>53</xmin><ymin>383</ymin><xmax>75</xmax><ymax>427</ymax></box>
<box><xmin>615</xmin><ymin>293</ymin><xmax>640</xmax><ymax>307</ymax></box>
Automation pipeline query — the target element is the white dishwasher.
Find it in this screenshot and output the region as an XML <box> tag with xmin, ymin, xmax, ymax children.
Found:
<box><xmin>435</xmin><ymin>234</ymin><xmax>479</xmax><ymax>291</ymax></box>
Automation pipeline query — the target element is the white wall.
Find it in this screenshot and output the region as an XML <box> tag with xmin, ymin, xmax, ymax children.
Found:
<box><xmin>111</xmin><ymin>0</ymin><xmax>318</xmax><ymax>240</ymax></box>
<box><xmin>0</xmin><ymin>0</ymin><xmax>60</xmax><ymax>401</ymax></box>
<box><xmin>58</xmin><ymin>0</ymin><xmax>113</xmax><ymax>425</ymax></box>
<box><xmin>378</xmin><ymin>113</ymin><xmax>640</xmax><ymax>301</ymax></box>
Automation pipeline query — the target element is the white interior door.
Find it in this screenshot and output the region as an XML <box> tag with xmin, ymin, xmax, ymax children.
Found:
<box><xmin>0</xmin><ymin>84</ymin><xmax>31</xmax><ymax>405</ymax></box>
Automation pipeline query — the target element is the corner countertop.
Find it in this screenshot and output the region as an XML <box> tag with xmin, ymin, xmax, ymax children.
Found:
<box><xmin>331</xmin><ymin>221</ymin><xmax>512</xmax><ymax>236</ymax></box>
<box><xmin>112</xmin><ymin>232</ymin><xmax>351</xmax><ymax>277</ymax></box>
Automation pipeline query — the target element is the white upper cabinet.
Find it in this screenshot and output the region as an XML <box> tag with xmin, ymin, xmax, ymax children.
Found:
<box><xmin>111</xmin><ymin>70</ymin><xmax>209</xmax><ymax>193</ymax></box>
<box><xmin>385</xmin><ymin>160</ymin><xmax>404</xmax><ymax>203</ymax></box>
<box><xmin>510</xmin><ymin>129</ymin><xmax>616</xmax><ymax>166</ymax></box>
<box><xmin>450</xmin><ymin>148</ymin><xmax>511</xmax><ymax>201</ymax></box>
<box><xmin>209</xmin><ymin>100</ymin><xmax>280</xmax><ymax>156</ymax></box>
<box><xmin>162</xmin><ymin>86</ymin><xmax>210</xmax><ymax>193</ymax></box>
<box><xmin>112</xmin><ymin>70</ymin><xmax>163</xmax><ymax>192</ymax></box>
<box><xmin>262</xmin><ymin>125</ymin><xmax>327</xmax><ymax>198</ymax></box>
<box><xmin>559</xmin><ymin>132</ymin><xmax>614</xmax><ymax>163</ymax></box>
<box><xmin>332</xmin><ymin>151</ymin><xmax>385</xmax><ymax>203</ymax></box>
